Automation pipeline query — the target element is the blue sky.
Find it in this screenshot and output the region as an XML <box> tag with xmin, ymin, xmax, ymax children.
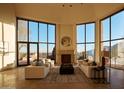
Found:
<box><xmin>77</xmin><ymin>10</ymin><xmax>124</xmax><ymax>53</ymax></box>
<box><xmin>77</xmin><ymin>23</ymin><xmax>95</xmax><ymax>52</ymax></box>
<box><xmin>77</xmin><ymin>23</ymin><xmax>95</xmax><ymax>43</ymax></box>
<box><xmin>102</xmin><ymin>10</ymin><xmax>124</xmax><ymax>41</ymax></box>
<box><xmin>29</xmin><ymin>21</ymin><xmax>38</xmax><ymax>42</ymax></box>
<box><xmin>77</xmin><ymin>25</ymin><xmax>85</xmax><ymax>43</ymax></box>
<box><xmin>111</xmin><ymin>10</ymin><xmax>124</xmax><ymax>40</ymax></box>
<box><xmin>29</xmin><ymin>22</ymin><xmax>55</xmax><ymax>43</ymax></box>
<box><xmin>102</xmin><ymin>10</ymin><xmax>124</xmax><ymax>47</ymax></box>
<box><xmin>20</xmin><ymin>22</ymin><xmax>55</xmax><ymax>53</ymax></box>
<box><xmin>39</xmin><ymin>23</ymin><xmax>47</xmax><ymax>42</ymax></box>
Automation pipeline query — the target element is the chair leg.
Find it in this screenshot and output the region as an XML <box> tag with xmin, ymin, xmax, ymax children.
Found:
<box><xmin>94</xmin><ymin>70</ymin><xmax>96</xmax><ymax>79</ymax></box>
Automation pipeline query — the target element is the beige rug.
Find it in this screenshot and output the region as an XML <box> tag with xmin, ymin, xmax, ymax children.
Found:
<box><xmin>40</xmin><ymin>67</ymin><xmax>93</xmax><ymax>83</ymax></box>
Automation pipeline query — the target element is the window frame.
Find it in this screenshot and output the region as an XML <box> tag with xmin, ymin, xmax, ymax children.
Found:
<box><xmin>16</xmin><ymin>17</ymin><xmax>56</xmax><ymax>66</ymax></box>
<box><xmin>100</xmin><ymin>8</ymin><xmax>124</xmax><ymax>68</ymax></box>
<box><xmin>76</xmin><ymin>22</ymin><xmax>96</xmax><ymax>60</ymax></box>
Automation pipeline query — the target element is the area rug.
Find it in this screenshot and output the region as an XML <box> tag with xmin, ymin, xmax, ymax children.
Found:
<box><xmin>40</xmin><ymin>67</ymin><xmax>93</xmax><ymax>83</ymax></box>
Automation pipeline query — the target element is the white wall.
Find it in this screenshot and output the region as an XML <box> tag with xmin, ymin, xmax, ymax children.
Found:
<box><xmin>0</xmin><ymin>4</ymin><xmax>16</xmax><ymax>70</ymax></box>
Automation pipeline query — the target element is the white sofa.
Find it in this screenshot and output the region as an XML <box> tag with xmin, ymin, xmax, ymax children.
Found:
<box><xmin>78</xmin><ymin>60</ymin><xmax>107</xmax><ymax>79</ymax></box>
<box><xmin>45</xmin><ymin>59</ymin><xmax>54</xmax><ymax>68</ymax></box>
<box><xmin>25</xmin><ymin>63</ymin><xmax>50</xmax><ymax>79</ymax></box>
<box><xmin>79</xmin><ymin>63</ymin><xmax>97</xmax><ymax>78</ymax></box>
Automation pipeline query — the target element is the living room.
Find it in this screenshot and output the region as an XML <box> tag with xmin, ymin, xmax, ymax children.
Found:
<box><xmin>0</xmin><ymin>2</ymin><xmax>124</xmax><ymax>89</ymax></box>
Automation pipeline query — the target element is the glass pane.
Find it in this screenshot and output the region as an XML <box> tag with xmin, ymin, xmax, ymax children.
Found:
<box><xmin>39</xmin><ymin>23</ymin><xmax>47</xmax><ymax>42</ymax></box>
<box><xmin>48</xmin><ymin>44</ymin><xmax>55</xmax><ymax>60</ymax></box>
<box><xmin>18</xmin><ymin>20</ymin><xmax>28</xmax><ymax>41</ymax></box>
<box><xmin>111</xmin><ymin>11</ymin><xmax>124</xmax><ymax>39</ymax></box>
<box><xmin>86</xmin><ymin>44</ymin><xmax>94</xmax><ymax>61</ymax></box>
<box><xmin>18</xmin><ymin>43</ymin><xmax>27</xmax><ymax>65</ymax></box>
<box><xmin>101</xmin><ymin>18</ymin><xmax>110</xmax><ymax>41</ymax></box>
<box><xmin>77</xmin><ymin>25</ymin><xmax>85</xmax><ymax>43</ymax></box>
<box><xmin>29</xmin><ymin>21</ymin><xmax>38</xmax><ymax>42</ymax></box>
<box><xmin>48</xmin><ymin>24</ymin><xmax>55</xmax><ymax>43</ymax></box>
<box><xmin>111</xmin><ymin>40</ymin><xmax>124</xmax><ymax>67</ymax></box>
<box><xmin>39</xmin><ymin>44</ymin><xmax>47</xmax><ymax>59</ymax></box>
<box><xmin>77</xmin><ymin>44</ymin><xmax>85</xmax><ymax>60</ymax></box>
<box><xmin>86</xmin><ymin>23</ymin><xmax>95</xmax><ymax>42</ymax></box>
<box><xmin>29</xmin><ymin>44</ymin><xmax>37</xmax><ymax>64</ymax></box>
<box><xmin>101</xmin><ymin>42</ymin><xmax>110</xmax><ymax>65</ymax></box>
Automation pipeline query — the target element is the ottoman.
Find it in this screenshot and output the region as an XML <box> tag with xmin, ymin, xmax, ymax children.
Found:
<box><xmin>60</xmin><ymin>63</ymin><xmax>74</xmax><ymax>74</ymax></box>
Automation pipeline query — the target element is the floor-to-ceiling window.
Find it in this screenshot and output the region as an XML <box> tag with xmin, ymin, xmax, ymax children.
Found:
<box><xmin>76</xmin><ymin>23</ymin><xmax>95</xmax><ymax>61</ymax></box>
<box><xmin>101</xmin><ymin>9</ymin><xmax>124</xmax><ymax>68</ymax></box>
<box><xmin>17</xmin><ymin>18</ymin><xmax>56</xmax><ymax>66</ymax></box>
<box><xmin>101</xmin><ymin>18</ymin><xmax>111</xmax><ymax>66</ymax></box>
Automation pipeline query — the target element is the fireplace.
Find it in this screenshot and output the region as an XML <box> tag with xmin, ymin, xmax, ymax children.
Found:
<box><xmin>61</xmin><ymin>54</ymin><xmax>71</xmax><ymax>64</ymax></box>
<box><xmin>59</xmin><ymin>50</ymin><xmax>75</xmax><ymax>64</ymax></box>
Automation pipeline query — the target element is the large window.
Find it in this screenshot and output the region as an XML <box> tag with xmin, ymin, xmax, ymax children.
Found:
<box><xmin>17</xmin><ymin>18</ymin><xmax>56</xmax><ymax>66</ymax></box>
<box><xmin>101</xmin><ymin>10</ymin><xmax>124</xmax><ymax>68</ymax></box>
<box><xmin>101</xmin><ymin>18</ymin><xmax>110</xmax><ymax>66</ymax></box>
<box><xmin>77</xmin><ymin>23</ymin><xmax>95</xmax><ymax>61</ymax></box>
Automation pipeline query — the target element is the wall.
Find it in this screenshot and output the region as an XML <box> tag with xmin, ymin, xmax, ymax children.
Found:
<box><xmin>56</xmin><ymin>24</ymin><xmax>76</xmax><ymax>65</ymax></box>
<box><xmin>0</xmin><ymin>4</ymin><xmax>16</xmax><ymax>70</ymax></box>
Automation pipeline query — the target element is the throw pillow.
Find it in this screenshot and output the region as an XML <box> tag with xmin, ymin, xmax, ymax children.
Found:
<box><xmin>84</xmin><ymin>59</ymin><xmax>88</xmax><ymax>62</ymax></box>
<box><xmin>41</xmin><ymin>58</ymin><xmax>46</xmax><ymax>64</ymax></box>
<box><xmin>36</xmin><ymin>60</ymin><xmax>44</xmax><ymax>66</ymax></box>
<box><xmin>92</xmin><ymin>61</ymin><xmax>97</xmax><ymax>66</ymax></box>
<box><xmin>31</xmin><ymin>61</ymin><xmax>36</xmax><ymax>66</ymax></box>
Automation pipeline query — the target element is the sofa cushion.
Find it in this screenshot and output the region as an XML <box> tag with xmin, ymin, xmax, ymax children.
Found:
<box><xmin>36</xmin><ymin>61</ymin><xmax>44</xmax><ymax>66</ymax></box>
<box><xmin>45</xmin><ymin>59</ymin><xmax>51</xmax><ymax>62</ymax></box>
<box><xmin>31</xmin><ymin>59</ymin><xmax>44</xmax><ymax>66</ymax></box>
<box><xmin>31</xmin><ymin>61</ymin><xmax>37</xmax><ymax>66</ymax></box>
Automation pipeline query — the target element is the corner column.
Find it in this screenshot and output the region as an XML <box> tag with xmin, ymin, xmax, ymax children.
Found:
<box><xmin>95</xmin><ymin>19</ymin><xmax>101</xmax><ymax>64</ymax></box>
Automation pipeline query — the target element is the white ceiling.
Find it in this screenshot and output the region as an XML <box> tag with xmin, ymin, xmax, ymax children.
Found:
<box><xmin>15</xmin><ymin>4</ymin><xmax>124</xmax><ymax>24</ymax></box>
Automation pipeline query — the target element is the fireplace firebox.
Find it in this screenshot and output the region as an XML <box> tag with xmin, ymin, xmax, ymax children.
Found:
<box><xmin>61</xmin><ymin>54</ymin><xmax>71</xmax><ymax>64</ymax></box>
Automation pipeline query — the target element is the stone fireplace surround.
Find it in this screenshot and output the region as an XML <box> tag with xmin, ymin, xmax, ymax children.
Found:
<box><xmin>58</xmin><ymin>50</ymin><xmax>75</xmax><ymax>65</ymax></box>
